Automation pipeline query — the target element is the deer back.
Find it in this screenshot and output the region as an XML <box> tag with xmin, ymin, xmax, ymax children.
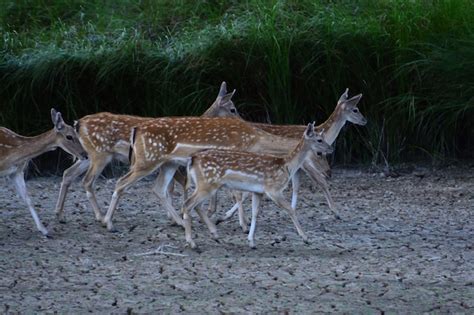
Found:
<box><xmin>131</xmin><ymin>117</ymin><xmax>261</xmax><ymax>165</ymax></box>
<box><xmin>190</xmin><ymin>149</ymin><xmax>288</xmax><ymax>190</ymax></box>
<box><xmin>252</xmin><ymin>123</ymin><xmax>306</xmax><ymax>139</ymax></box>
<box><xmin>77</xmin><ymin>112</ymin><xmax>149</xmax><ymax>156</ymax></box>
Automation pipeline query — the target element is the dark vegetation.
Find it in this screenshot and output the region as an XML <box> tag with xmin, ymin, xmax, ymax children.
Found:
<box><xmin>1</xmin><ymin>0</ymin><xmax>473</xmax><ymax>168</ymax></box>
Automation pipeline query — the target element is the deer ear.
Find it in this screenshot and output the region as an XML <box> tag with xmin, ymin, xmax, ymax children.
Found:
<box><xmin>218</xmin><ymin>81</ymin><xmax>227</xmax><ymax>98</ymax></box>
<box><xmin>338</xmin><ymin>88</ymin><xmax>349</xmax><ymax>104</ymax></box>
<box><xmin>220</xmin><ymin>89</ymin><xmax>236</xmax><ymax>104</ymax></box>
<box><xmin>53</xmin><ymin>111</ymin><xmax>65</xmax><ymax>131</ymax></box>
<box><xmin>345</xmin><ymin>93</ymin><xmax>363</xmax><ymax>107</ymax></box>
<box><xmin>50</xmin><ymin>108</ymin><xmax>58</xmax><ymax>123</ymax></box>
<box><xmin>305</xmin><ymin>122</ymin><xmax>315</xmax><ymax>137</ymax></box>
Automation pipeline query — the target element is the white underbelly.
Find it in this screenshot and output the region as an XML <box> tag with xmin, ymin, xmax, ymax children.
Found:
<box><xmin>223</xmin><ymin>180</ymin><xmax>265</xmax><ymax>194</ymax></box>
<box><xmin>171</xmin><ymin>143</ymin><xmax>223</xmax><ymax>156</ymax></box>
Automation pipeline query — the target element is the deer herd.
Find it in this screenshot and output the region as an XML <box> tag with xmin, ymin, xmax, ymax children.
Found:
<box><xmin>1</xmin><ymin>82</ymin><xmax>367</xmax><ymax>248</ymax></box>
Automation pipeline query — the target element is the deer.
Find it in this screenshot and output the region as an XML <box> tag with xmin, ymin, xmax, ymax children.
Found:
<box><xmin>100</xmin><ymin>115</ymin><xmax>305</xmax><ymax>232</ymax></box>
<box><xmin>0</xmin><ymin>109</ymin><xmax>87</xmax><ymax>236</ymax></box>
<box><xmin>217</xmin><ymin>89</ymin><xmax>367</xmax><ymax>230</ymax></box>
<box><xmin>182</xmin><ymin>123</ymin><xmax>333</xmax><ymax>248</ymax></box>
<box><xmin>54</xmin><ymin>81</ymin><xmax>240</xmax><ymax>223</ymax></box>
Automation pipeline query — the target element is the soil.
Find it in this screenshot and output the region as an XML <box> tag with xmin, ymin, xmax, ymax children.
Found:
<box><xmin>1</xmin><ymin>164</ymin><xmax>473</xmax><ymax>313</ymax></box>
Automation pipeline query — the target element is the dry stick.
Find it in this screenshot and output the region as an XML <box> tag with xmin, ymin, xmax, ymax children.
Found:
<box><xmin>134</xmin><ymin>244</ymin><xmax>188</xmax><ymax>257</ymax></box>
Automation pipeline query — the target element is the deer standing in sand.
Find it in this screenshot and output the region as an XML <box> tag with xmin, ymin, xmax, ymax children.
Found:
<box><xmin>219</xmin><ymin>89</ymin><xmax>367</xmax><ymax>230</ymax></box>
<box><xmin>100</xmin><ymin>113</ymin><xmax>305</xmax><ymax>232</ymax></box>
<box><xmin>0</xmin><ymin>109</ymin><xmax>87</xmax><ymax>236</ymax></box>
<box><xmin>183</xmin><ymin>123</ymin><xmax>333</xmax><ymax>248</ymax></box>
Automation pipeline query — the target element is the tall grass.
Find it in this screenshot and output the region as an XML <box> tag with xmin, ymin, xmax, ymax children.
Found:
<box><xmin>1</xmin><ymin>0</ymin><xmax>473</xmax><ymax>169</ymax></box>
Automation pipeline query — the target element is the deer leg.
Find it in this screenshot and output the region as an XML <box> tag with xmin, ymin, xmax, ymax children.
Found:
<box><xmin>303</xmin><ymin>161</ymin><xmax>341</xmax><ymax>220</ymax></box>
<box><xmin>102</xmin><ymin>168</ymin><xmax>150</xmax><ymax>232</ymax></box>
<box><xmin>206</xmin><ymin>192</ymin><xmax>218</xmax><ymax>217</ymax></box>
<box><xmin>83</xmin><ymin>154</ymin><xmax>112</xmax><ymax>222</ymax></box>
<box><xmin>182</xmin><ymin>188</ymin><xmax>213</xmax><ymax>249</ymax></box>
<box><xmin>11</xmin><ymin>171</ymin><xmax>48</xmax><ymax>236</ymax></box>
<box><xmin>247</xmin><ymin>193</ymin><xmax>262</xmax><ymax>248</ymax></box>
<box><xmin>290</xmin><ymin>171</ymin><xmax>302</xmax><ymax>210</ymax></box>
<box><xmin>215</xmin><ymin>192</ymin><xmax>249</xmax><ymax>228</ymax></box>
<box><xmin>266</xmin><ymin>190</ymin><xmax>308</xmax><ymax>243</ymax></box>
<box><xmin>151</xmin><ymin>163</ymin><xmax>184</xmax><ymax>227</ymax></box>
<box><xmin>309</xmin><ymin>175</ymin><xmax>340</xmax><ymax>219</ymax></box>
<box><xmin>194</xmin><ymin>191</ymin><xmax>219</xmax><ymax>239</ymax></box>
<box><xmin>235</xmin><ymin>191</ymin><xmax>249</xmax><ymax>232</ymax></box>
<box><xmin>216</xmin><ymin>200</ymin><xmax>239</xmax><ymax>224</ymax></box>
<box><xmin>171</xmin><ymin>167</ymin><xmax>187</xmax><ymax>197</ymax></box>
<box><xmin>54</xmin><ymin>159</ymin><xmax>90</xmax><ymax>223</ymax></box>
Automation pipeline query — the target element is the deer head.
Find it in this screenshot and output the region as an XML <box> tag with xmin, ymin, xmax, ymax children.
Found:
<box><xmin>203</xmin><ymin>81</ymin><xmax>241</xmax><ymax>118</ymax></box>
<box><xmin>50</xmin><ymin>108</ymin><xmax>88</xmax><ymax>160</ymax></box>
<box><xmin>337</xmin><ymin>89</ymin><xmax>367</xmax><ymax>126</ymax></box>
<box><xmin>305</xmin><ymin>123</ymin><xmax>333</xmax><ymax>155</ymax></box>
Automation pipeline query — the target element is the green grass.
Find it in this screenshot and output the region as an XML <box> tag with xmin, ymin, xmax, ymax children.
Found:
<box><xmin>1</xmin><ymin>0</ymin><xmax>473</xmax><ymax>166</ymax></box>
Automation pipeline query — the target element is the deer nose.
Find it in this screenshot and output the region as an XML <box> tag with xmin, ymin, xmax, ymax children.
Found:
<box><xmin>81</xmin><ymin>152</ymin><xmax>89</xmax><ymax>160</ymax></box>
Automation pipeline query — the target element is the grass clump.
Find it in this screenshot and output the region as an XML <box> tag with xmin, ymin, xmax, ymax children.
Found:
<box><xmin>1</xmin><ymin>0</ymin><xmax>473</xmax><ymax>169</ymax></box>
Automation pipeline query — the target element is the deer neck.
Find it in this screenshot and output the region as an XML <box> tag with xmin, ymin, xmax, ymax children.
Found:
<box><xmin>17</xmin><ymin>130</ymin><xmax>58</xmax><ymax>161</ymax></box>
<box><xmin>252</xmin><ymin>129</ymin><xmax>300</xmax><ymax>155</ymax></box>
<box><xmin>202</xmin><ymin>101</ymin><xmax>219</xmax><ymax>117</ymax></box>
<box><xmin>284</xmin><ymin>138</ymin><xmax>312</xmax><ymax>179</ymax></box>
<box><xmin>317</xmin><ymin>107</ymin><xmax>347</xmax><ymax>145</ymax></box>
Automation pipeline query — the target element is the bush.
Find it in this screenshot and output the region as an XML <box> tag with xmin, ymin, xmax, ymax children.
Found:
<box><xmin>1</xmin><ymin>0</ymin><xmax>473</xmax><ymax>167</ymax></box>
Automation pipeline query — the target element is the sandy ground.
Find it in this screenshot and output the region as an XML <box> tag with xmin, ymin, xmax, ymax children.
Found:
<box><xmin>0</xmin><ymin>164</ymin><xmax>473</xmax><ymax>313</ymax></box>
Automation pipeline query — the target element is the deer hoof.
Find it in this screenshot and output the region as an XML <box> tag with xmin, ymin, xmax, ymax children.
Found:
<box><xmin>187</xmin><ymin>241</ymin><xmax>197</xmax><ymax>249</ymax></box>
<box><xmin>56</xmin><ymin>213</ymin><xmax>67</xmax><ymax>224</ymax></box>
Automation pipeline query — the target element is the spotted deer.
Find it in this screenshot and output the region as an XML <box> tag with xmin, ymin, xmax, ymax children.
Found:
<box><xmin>0</xmin><ymin>109</ymin><xmax>87</xmax><ymax>236</ymax></box>
<box><xmin>101</xmin><ymin>115</ymin><xmax>304</xmax><ymax>232</ymax></box>
<box><xmin>54</xmin><ymin>82</ymin><xmax>240</xmax><ymax>223</ymax></box>
<box><xmin>219</xmin><ymin>89</ymin><xmax>367</xmax><ymax>230</ymax></box>
<box><xmin>183</xmin><ymin>123</ymin><xmax>333</xmax><ymax>248</ymax></box>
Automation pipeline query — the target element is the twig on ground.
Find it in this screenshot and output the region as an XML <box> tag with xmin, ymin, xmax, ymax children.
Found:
<box><xmin>134</xmin><ymin>244</ymin><xmax>188</xmax><ymax>257</ymax></box>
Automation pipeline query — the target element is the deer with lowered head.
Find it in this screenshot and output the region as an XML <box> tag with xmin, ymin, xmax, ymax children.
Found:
<box><xmin>0</xmin><ymin>109</ymin><xmax>87</xmax><ymax>236</ymax></box>
<box><xmin>183</xmin><ymin>122</ymin><xmax>333</xmax><ymax>248</ymax></box>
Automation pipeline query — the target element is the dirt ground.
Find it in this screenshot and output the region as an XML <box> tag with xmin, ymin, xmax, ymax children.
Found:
<box><xmin>0</xmin><ymin>164</ymin><xmax>473</xmax><ymax>313</ymax></box>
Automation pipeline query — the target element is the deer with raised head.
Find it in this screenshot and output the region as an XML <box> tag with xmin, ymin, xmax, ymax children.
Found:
<box><xmin>218</xmin><ymin>89</ymin><xmax>367</xmax><ymax>229</ymax></box>
<box><xmin>0</xmin><ymin>109</ymin><xmax>87</xmax><ymax>236</ymax></box>
<box><xmin>101</xmin><ymin>114</ymin><xmax>304</xmax><ymax>232</ymax></box>
<box><xmin>183</xmin><ymin>123</ymin><xmax>333</xmax><ymax>248</ymax></box>
<box><xmin>54</xmin><ymin>82</ymin><xmax>240</xmax><ymax>223</ymax></box>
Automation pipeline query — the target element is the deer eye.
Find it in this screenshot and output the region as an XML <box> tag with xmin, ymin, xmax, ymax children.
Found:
<box><xmin>352</xmin><ymin>108</ymin><xmax>359</xmax><ymax>113</ymax></box>
<box><xmin>317</xmin><ymin>139</ymin><xmax>322</xmax><ymax>143</ymax></box>
<box><xmin>230</xmin><ymin>108</ymin><xmax>236</xmax><ymax>113</ymax></box>
<box><xmin>66</xmin><ymin>135</ymin><xmax>74</xmax><ymax>141</ymax></box>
